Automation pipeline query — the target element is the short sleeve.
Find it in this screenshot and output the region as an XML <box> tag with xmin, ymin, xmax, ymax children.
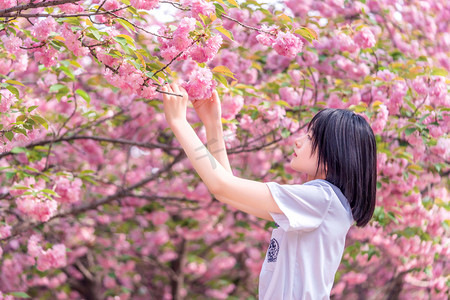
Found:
<box><xmin>266</xmin><ymin>182</ymin><xmax>333</xmax><ymax>232</ymax></box>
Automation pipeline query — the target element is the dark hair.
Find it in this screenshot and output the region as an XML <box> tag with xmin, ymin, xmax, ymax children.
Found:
<box><xmin>308</xmin><ymin>108</ymin><xmax>377</xmax><ymax>227</ymax></box>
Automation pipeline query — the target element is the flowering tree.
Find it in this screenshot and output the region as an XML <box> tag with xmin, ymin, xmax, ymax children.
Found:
<box><xmin>0</xmin><ymin>0</ymin><xmax>448</xmax><ymax>299</ymax></box>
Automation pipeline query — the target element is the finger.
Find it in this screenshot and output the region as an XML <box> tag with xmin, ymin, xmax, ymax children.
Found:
<box><xmin>179</xmin><ymin>85</ymin><xmax>188</xmax><ymax>97</ymax></box>
<box><xmin>211</xmin><ymin>90</ymin><xmax>220</xmax><ymax>102</ymax></box>
<box><xmin>166</xmin><ymin>83</ymin><xmax>174</xmax><ymax>94</ymax></box>
<box><xmin>171</xmin><ymin>83</ymin><xmax>181</xmax><ymax>96</ymax></box>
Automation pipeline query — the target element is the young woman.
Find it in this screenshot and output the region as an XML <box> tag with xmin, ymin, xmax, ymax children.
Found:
<box><xmin>161</xmin><ymin>83</ymin><xmax>377</xmax><ymax>300</ymax></box>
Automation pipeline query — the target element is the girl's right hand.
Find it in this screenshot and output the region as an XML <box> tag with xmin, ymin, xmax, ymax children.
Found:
<box><xmin>192</xmin><ymin>90</ymin><xmax>222</xmax><ymax>127</ymax></box>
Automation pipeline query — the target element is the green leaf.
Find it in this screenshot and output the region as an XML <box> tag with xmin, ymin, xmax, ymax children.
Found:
<box><xmin>214</xmin><ymin>74</ymin><xmax>228</xmax><ymax>87</ymax></box>
<box><xmin>216</xmin><ymin>26</ymin><xmax>234</xmax><ymax>41</ymax></box>
<box><xmin>11</xmin><ymin>147</ymin><xmax>27</xmax><ymax>154</ymax></box>
<box><xmin>62</xmin><ymin>17</ymin><xmax>80</xmax><ymax>26</ymax></box>
<box><xmin>225</xmin><ymin>0</ymin><xmax>240</xmax><ymax>8</ymax></box>
<box><xmin>214</xmin><ymin>3</ymin><xmax>225</xmax><ymax>17</ymax></box>
<box><xmin>6</xmin><ymin>85</ymin><xmax>19</xmax><ymax>98</ymax></box>
<box><xmin>115</xmin><ymin>19</ymin><xmax>135</xmax><ymax>34</ymax></box>
<box><xmin>281</xmin><ymin>128</ymin><xmax>291</xmax><ymax>138</ymax></box>
<box><xmin>5</xmin><ymin>79</ymin><xmax>25</xmax><ymax>86</ymax></box>
<box><xmin>431</xmin><ymin>67</ymin><xmax>448</xmax><ymax>77</ymax></box>
<box><xmin>294</xmin><ymin>27</ymin><xmax>317</xmax><ymax>42</ymax></box>
<box><xmin>49</xmin><ymin>84</ymin><xmax>66</xmax><ymax>93</ymax></box>
<box><xmin>16</xmin><ymin>115</ymin><xmax>26</xmax><ymax>122</ymax></box>
<box><xmin>87</xmin><ymin>26</ymin><xmax>101</xmax><ymax>40</ymax></box>
<box><xmin>59</xmin><ymin>65</ymin><xmax>75</xmax><ymax>80</ymax></box>
<box><xmin>75</xmin><ymin>89</ymin><xmax>91</xmax><ymax>104</ymax></box>
<box><xmin>42</xmin><ymin>189</ymin><xmax>59</xmax><ymax>196</ymax></box>
<box><xmin>11</xmin><ymin>185</ymin><xmax>30</xmax><ymax>190</ymax></box>
<box><xmin>8</xmin><ymin>292</ymin><xmax>31</xmax><ymax>298</ymax></box>
<box><xmin>5</xmin><ymin>131</ymin><xmax>14</xmax><ymax>141</ymax></box>
<box><xmin>30</xmin><ymin>115</ymin><xmax>49</xmax><ymax>130</ymax></box>
<box><xmin>28</xmin><ymin>105</ymin><xmax>39</xmax><ymax>112</ymax></box>
<box><xmin>13</xmin><ymin>127</ymin><xmax>27</xmax><ymax>136</ymax></box>
<box><xmin>24</xmin><ymin>165</ymin><xmax>40</xmax><ymax>173</ymax></box>
<box><xmin>212</xmin><ymin>65</ymin><xmax>236</xmax><ymax>80</ymax></box>
<box><xmin>5</xmin><ymin>171</ymin><xmax>16</xmax><ymax>179</ymax></box>
<box><xmin>404</xmin><ymin>127</ymin><xmax>417</xmax><ymax>136</ymax></box>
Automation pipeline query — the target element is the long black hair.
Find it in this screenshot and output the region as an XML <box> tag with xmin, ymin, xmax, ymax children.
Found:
<box><xmin>308</xmin><ymin>108</ymin><xmax>377</xmax><ymax>227</ymax></box>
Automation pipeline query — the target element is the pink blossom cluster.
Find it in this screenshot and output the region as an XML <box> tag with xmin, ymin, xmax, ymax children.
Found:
<box><xmin>183</xmin><ymin>67</ymin><xmax>217</xmax><ymax>100</ymax></box>
<box><xmin>159</xmin><ymin>17</ymin><xmax>196</xmax><ymax>61</ymax></box>
<box><xmin>11</xmin><ymin>178</ymin><xmax>58</xmax><ymax>222</ymax></box>
<box><xmin>412</xmin><ymin>76</ymin><xmax>429</xmax><ymax>95</ymax></box>
<box><xmin>189</xmin><ymin>34</ymin><xmax>223</xmax><ymax>63</ymax></box>
<box><xmin>279</xmin><ymin>86</ymin><xmax>300</xmax><ymax>107</ymax></box>
<box><xmin>0</xmin><ymin>0</ymin><xmax>14</xmax><ymax>9</ymax></box>
<box><xmin>221</xmin><ymin>94</ymin><xmax>244</xmax><ymax>120</ymax></box>
<box><xmin>297</xmin><ymin>51</ymin><xmax>319</xmax><ymax>67</ymax></box>
<box><xmin>1</xmin><ymin>35</ymin><xmax>23</xmax><ymax>54</ymax></box>
<box><xmin>104</xmin><ymin>62</ymin><xmax>156</xmax><ymax>99</ymax></box>
<box><xmin>205</xmin><ymin>284</ymin><xmax>235</xmax><ymax>299</ymax></box>
<box><xmin>430</xmin><ymin>76</ymin><xmax>448</xmax><ymax>106</ymax></box>
<box><xmin>354</xmin><ymin>27</ymin><xmax>376</xmax><ymax>48</ymax></box>
<box><xmin>130</xmin><ymin>0</ymin><xmax>159</xmax><ymax>10</ymax></box>
<box><xmin>96</xmin><ymin>48</ymin><xmax>121</xmax><ymax>69</ymax></box>
<box><xmin>61</xmin><ymin>25</ymin><xmax>89</xmax><ymax>57</ymax></box>
<box><xmin>149</xmin><ymin>210</ymin><xmax>170</xmax><ymax>226</ymax></box>
<box><xmin>57</xmin><ymin>3</ymin><xmax>84</xmax><ymax>13</ymax></box>
<box><xmin>0</xmin><ymin>34</ymin><xmax>28</xmax><ymax>73</ymax></box>
<box><xmin>273</xmin><ymin>32</ymin><xmax>304</xmax><ymax>59</ymax></box>
<box><xmin>54</xmin><ymin>177</ymin><xmax>83</xmax><ymax>204</ymax></box>
<box><xmin>29</xmin><ymin>43</ymin><xmax>59</xmax><ymax>68</ymax></box>
<box><xmin>0</xmin><ymin>58</ymin><xmax>11</xmax><ymax>75</ymax></box>
<box><xmin>0</xmin><ymin>225</ymin><xmax>11</xmax><ymax>239</ymax></box>
<box><xmin>335</xmin><ymin>32</ymin><xmax>358</xmax><ymax>53</ymax></box>
<box><xmin>0</xmin><ymin>291</ymin><xmax>14</xmax><ymax>300</ymax></box>
<box><xmin>372</xmin><ymin>104</ymin><xmax>389</xmax><ymax>134</ymax></box>
<box><xmin>255</xmin><ymin>25</ymin><xmax>278</xmax><ymax>46</ymax></box>
<box><xmin>388</xmin><ymin>81</ymin><xmax>407</xmax><ymax>114</ymax></box>
<box><xmin>28</xmin><ymin>235</ymin><xmax>67</xmax><ymax>272</ymax></box>
<box><xmin>182</xmin><ymin>0</ymin><xmax>215</xmax><ymax>20</ymax></box>
<box><xmin>16</xmin><ymin>195</ymin><xmax>58</xmax><ymax>222</ymax></box>
<box><xmin>257</xmin><ymin>28</ymin><xmax>303</xmax><ymax>59</ymax></box>
<box><xmin>0</xmin><ymin>90</ymin><xmax>17</xmax><ymax>113</ymax></box>
<box><xmin>31</xmin><ymin>18</ymin><xmax>58</xmax><ymax>41</ymax></box>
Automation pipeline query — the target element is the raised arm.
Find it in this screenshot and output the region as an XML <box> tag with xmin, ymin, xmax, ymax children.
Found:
<box><xmin>162</xmin><ymin>84</ymin><xmax>282</xmax><ymax>220</ymax></box>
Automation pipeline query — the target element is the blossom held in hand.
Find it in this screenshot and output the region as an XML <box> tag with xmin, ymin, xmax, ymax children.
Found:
<box><xmin>183</xmin><ymin>67</ymin><xmax>217</xmax><ymax>100</ymax></box>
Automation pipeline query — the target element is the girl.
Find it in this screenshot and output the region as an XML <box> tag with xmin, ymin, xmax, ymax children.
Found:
<box><xmin>161</xmin><ymin>83</ymin><xmax>377</xmax><ymax>300</ymax></box>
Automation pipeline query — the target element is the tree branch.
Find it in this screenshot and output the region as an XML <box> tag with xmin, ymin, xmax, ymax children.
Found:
<box><xmin>0</xmin><ymin>0</ymin><xmax>81</xmax><ymax>16</ymax></box>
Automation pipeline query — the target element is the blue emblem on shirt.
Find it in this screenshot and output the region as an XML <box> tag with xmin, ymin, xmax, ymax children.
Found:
<box><xmin>267</xmin><ymin>238</ymin><xmax>279</xmax><ymax>263</ymax></box>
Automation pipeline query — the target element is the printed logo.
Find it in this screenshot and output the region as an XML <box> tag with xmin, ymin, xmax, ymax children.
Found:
<box><xmin>267</xmin><ymin>238</ymin><xmax>279</xmax><ymax>263</ymax></box>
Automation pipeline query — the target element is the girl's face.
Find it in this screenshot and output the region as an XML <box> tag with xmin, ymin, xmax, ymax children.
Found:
<box><xmin>290</xmin><ymin>133</ymin><xmax>326</xmax><ymax>180</ymax></box>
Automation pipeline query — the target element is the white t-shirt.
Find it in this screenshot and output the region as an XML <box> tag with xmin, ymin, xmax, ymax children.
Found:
<box><xmin>259</xmin><ymin>179</ymin><xmax>354</xmax><ymax>300</ymax></box>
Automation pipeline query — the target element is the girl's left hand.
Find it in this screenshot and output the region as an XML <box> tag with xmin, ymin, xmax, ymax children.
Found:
<box><xmin>161</xmin><ymin>83</ymin><xmax>189</xmax><ymax>126</ymax></box>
